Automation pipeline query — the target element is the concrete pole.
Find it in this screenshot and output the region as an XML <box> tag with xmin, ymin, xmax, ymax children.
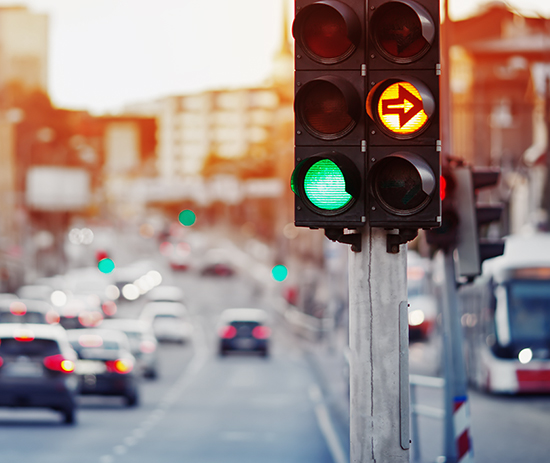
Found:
<box><xmin>349</xmin><ymin>228</ymin><xmax>409</xmax><ymax>463</ymax></box>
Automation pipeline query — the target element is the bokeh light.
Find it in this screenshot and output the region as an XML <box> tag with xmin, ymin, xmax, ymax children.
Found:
<box><xmin>271</xmin><ymin>265</ymin><xmax>288</xmax><ymax>282</ymax></box>
<box><xmin>98</xmin><ymin>258</ymin><xmax>115</xmax><ymax>274</ymax></box>
<box><xmin>51</xmin><ymin>290</ymin><xmax>68</xmax><ymax>307</ymax></box>
<box><xmin>178</xmin><ymin>210</ymin><xmax>196</xmax><ymax>227</ymax></box>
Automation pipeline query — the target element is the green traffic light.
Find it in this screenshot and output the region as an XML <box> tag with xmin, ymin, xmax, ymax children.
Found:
<box><xmin>98</xmin><ymin>258</ymin><xmax>115</xmax><ymax>274</ymax></box>
<box><xmin>178</xmin><ymin>210</ymin><xmax>196</xmax><ymax>227</ymax></box>
<box><xmin>271</xmin><ymin>265</ymin><xmax>288</xmax><ymax>282</ymax></box>
<box><xmin>303</xmin><ymin>159</ymin><xmax>352</xmax><ymax>210</ymax></box>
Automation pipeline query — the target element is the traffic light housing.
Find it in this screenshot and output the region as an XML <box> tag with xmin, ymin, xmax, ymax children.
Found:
<box><xmin>365</xmin><ymin>0</ymin><xmax>441</xmax><ymax>229</ymax></box>
<box><xmin>425</xmin><ymin>167</ymin><xmax>459</xmax><ymax>251</ymax></box>
<box><xmin>292</xmin><ymin>0</ymin><xmax>366</xmax><ymax>230</ymax></box>
<box><xmin>454</xmin><ymin>166</ymin><xmax>504</xmax><ymax>278</ymax></box>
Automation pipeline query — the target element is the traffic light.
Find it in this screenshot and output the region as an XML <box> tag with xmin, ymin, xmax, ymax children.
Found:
<box><xmin>425</xmin><ymin>167</ymin><xmax>459</xmax><ymax>251</ymax></box>
<box><xmin>454</xmin><ymin>166</ymin><xmax>504</xmax><ymax>278</ymax></box>
<box><xmin>291</xmin><ymin>0</ymin><xmax>366</xmax><ymax>229</ymax></box>
<box><xmin>365</xmin><ymin>0</ymin><xmax>441</xmax><ymax>229</ymax></box>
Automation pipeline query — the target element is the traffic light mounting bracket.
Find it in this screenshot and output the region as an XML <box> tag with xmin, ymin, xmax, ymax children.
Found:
<box><xmin>325</xmin><ymin>228</ymin><xmax>362</xmax><ymax>252</ymax></box>
<box><xmin>387</xmin><ymin>229</ymin><xmax>418</xmax><ymax>254</ymax></box>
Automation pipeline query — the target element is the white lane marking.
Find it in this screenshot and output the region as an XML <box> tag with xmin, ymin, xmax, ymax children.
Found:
<box><xmin>97</xmin><ymin>310</ymin><xmax>210</xmax><ymax>463</ymax></box>
<box><xmin>309</xmin><ymin>384</ymin><xmax>348</xmax><ymax>463</ymax></box>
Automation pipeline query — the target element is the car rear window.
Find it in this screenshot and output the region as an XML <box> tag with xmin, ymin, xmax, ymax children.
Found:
<box><xmin>0</xmin><ymin>312</ymin><xmax>46</xmax><ymax>324</ymax></box>
<box><xmin>154</xmin><ymin>314</ymin><xmax>178</xmax><ymax>319</ymax></box>
<box><xmin>230</xmin><ymin>321</ymin><xmax>260</xmax><ymax>336</ymax></box>
<box><xmin>0</xmin><ymin>338</ymin><xmax>61</xmax><ymax>357</ymax></box>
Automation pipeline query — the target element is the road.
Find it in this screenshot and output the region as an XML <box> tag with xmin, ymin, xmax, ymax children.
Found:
<box><xmin>0</xmin><ymin>265</ymin><xmax>346</xmax><ymax>463</ymax></box>
<box><xmin>410</xmin><ymin>337</ymin><xmax>550</xmax><ymax>463</ymax></box>
<box><xmin>2</xmin><ymin>238</ymin><xmax>550</xmax><ymax>463</ymax></box>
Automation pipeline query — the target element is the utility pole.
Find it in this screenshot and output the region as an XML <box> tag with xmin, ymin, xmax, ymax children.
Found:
<box><xmin>349</xmin><ymin>229</ymin><xmax>409</xmax><ymax>463</ymax></box>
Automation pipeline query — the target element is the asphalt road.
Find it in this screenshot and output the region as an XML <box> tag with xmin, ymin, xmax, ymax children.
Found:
<box><xmin>0</xmin><ymin>266</ymin><xmax>345</xmax><ymax>463</ymax></box>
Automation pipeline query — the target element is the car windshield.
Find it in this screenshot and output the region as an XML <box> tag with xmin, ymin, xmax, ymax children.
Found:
<box><xmin>506</xmin><ymin>280</ymin><xmax>550</xmax><ymax>345</ymax></box>
<box><xmin>0</xmin><ymin>338</ymin><xmax>60</xmax><ymax>357</ymax></box>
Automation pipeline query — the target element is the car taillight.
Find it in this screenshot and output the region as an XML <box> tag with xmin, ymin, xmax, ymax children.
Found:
<box><xmin>78</xmin><ymin>311</ymin><xmax>104</xmax><ymax>327</ymax></box>
<box><xmin>139</xmin><ymin>340</ymin><xmax>156</xmax><ymax>354</ymax></box>
<box><xmin>45</xmin><ymin>310</ymin><xmax>61</xmax><ymax>324</ymax></box>
<box><xmin>10</xmin><ymin>301</ymin><xmax>27</xmax><ymax>316</ymax></box>
<box><xmin>43</xmin><ymin>354</ymin><xmax>75</xmax><ymax>373</ymax></box>
<box><xmin>102</xmin><ymin>301</ymin><xmax>117</xmax><ymax>317</ymax></box>
<box><xmin>0</xmin><ymin>356</ymin><xmax>3</xmax><ymax>367</ymax></box>
<box><xmin>252</xmin><ymin>326</ymin><xmax>271</xmax><ymax>340</ymax></box>
<box><xmin>106</xmin><ymin>359</ymin><xmax>133</xmax><ymax>374</ymax></box>
<box><xmin>219</xmin><ymin>325</ymin><xmax>237</xmax><ymax>339</ymax></box>
<box><xmin>14</xmin><ymin>330</ymin><xmax>34</xmax><ymax>342</ymax></box>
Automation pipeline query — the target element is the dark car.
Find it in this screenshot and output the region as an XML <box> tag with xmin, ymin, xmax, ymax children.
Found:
<box><xmin>55</xmin><ymin>295</ymin><xmax>104</xmax><ymax>330</ymax></box>
<box><xmin>0</xmin><ymin>323</ymin><xmax>78</xmax><ymax>424</ymax></box>
<box><xmin>100</xmin><ymin>319</ymin><xmax>159</xmax><ymax>379</ymax></box>
<box><xmin>0</xmin><ymin>298</ymin><xmax>60</xmax><ymax>325</ymax></box>
<box><xmin>67</xmin><ymin>329</ymin><xmax>139</xmax><ymax>406</ymax></box>
<box><xmin>217</xmin><ymin>308</ymin><xmax>270</xmax><ymax>357</ymax></box>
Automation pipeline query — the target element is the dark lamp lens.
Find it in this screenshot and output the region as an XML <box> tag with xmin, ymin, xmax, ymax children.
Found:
<box><xmin>301</xmin><ymin>81</ymin><xmax>352</xmax><ymax>135</ymax></box>
<box><xmin>373</xmin><ymin>3</ymin><xmax>428</xmax><ymax>60</ymax></box>
<box><xmin>375</xmin><ymin>158</ymin><xmax>427</xmax><ymax>212</ymax></box>
<box><xmin>303</xmin><ymin>5</ymin><xmax>352</xmax><ymax>60</ymax></box>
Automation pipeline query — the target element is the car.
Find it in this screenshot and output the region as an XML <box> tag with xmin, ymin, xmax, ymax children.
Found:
<box><xmin>217</xmin><ymin>308</ymin><xmax>271</xmax><ymax>357</ymax></box>
<box><xmin>54</xmin><ymin>295</ymin><xmax>104</xmax><ymax>330</ymax></box>
<box><xmin>146</xmin><ymin>285</ymin><xmax>185</xmax><ymax>304</ymax></box>
<box><xmin>0</xmin><ymin>323</ymin><xmax>78</xmax><ymax>424</ymax></box>
<box><xmin>16</xmin><ymin>284</ymin><xmax>54</xmax><ymax>302</ymax></box>
<box><xmin>0</xmin><ymin>298</ymin><xmax>59</xmax><ymax>325</ymax></box>
<box><xmin>100</xmin><ymin>318</ymin><xmax>159</xmax><ymax>379</ymax></box>
<box><xmin>67</xmin><ymin>329</ymin><xmax>139</xmax><ymax>406</ymax></box>
<box><xmin>140</xmin><ymin>302</ymin><xmax>193</xmax><ymax>344</ymax></box>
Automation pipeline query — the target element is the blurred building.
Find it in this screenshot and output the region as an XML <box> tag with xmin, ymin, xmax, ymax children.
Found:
<box><xmin>0</xmin><ymin>6</ymin><xmax>49</xmax><ymax>287</ymax></box>
<box><xmin>0</xmin><ymin>6</ymin><xmax>48</xmax><ymax>92</ymax></box>
<box><xmin>125</xmin><ymin>2</ymin><xmax>297</xmax><ymax>245</ymax></box>
<box><xmin>448</xmin><ymin>2</ymin><xmax>550</xmax><ymax>233</ymax></box>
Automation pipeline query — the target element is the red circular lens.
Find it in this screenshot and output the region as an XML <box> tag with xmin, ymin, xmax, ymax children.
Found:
<box><xmin>372</xmin><ymin>3</ymin><xmax>429</xmax><ymax>61</ymax></box>
<box><xmin>302</xmin><ymin>5</ymin><xmax>353</xmax><ymax>60</ymax></box>
<box><xmin>301</xmin><ymin>81</ymin><xmax>353</xmax><ymax>137</ymax></box>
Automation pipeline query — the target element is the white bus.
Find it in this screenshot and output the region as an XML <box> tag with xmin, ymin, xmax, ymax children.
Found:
<box><xmin>459</xmin><ymin>233</ymin><xmax>550</xmax><ymax>393</ymax></box>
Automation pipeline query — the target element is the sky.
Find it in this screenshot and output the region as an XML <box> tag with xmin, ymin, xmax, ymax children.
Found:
<box><xmin>1</xmin><ymin>0</ymin><xmax>550</xmax><ymax>115</ymax></box>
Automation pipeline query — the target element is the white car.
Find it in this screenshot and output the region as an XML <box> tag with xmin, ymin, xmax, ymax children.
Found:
<box><xmin>140</xmin><ymin>302</ymin><xmax>193</xmax><ymax>344</ymax></box>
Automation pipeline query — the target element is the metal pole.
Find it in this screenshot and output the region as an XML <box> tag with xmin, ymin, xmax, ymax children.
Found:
<box><xmin>349</xmin><ymin>228</ymin><xmax>409</xmax><ymax>463</ymax></box>
<box><xmin>441</xmin><ymin>251</ymin><xmax>474</xmax><ymax>463</ymax></box>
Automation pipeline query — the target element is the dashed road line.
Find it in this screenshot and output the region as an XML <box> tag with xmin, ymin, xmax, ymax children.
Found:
<box><xmin>97</xmin><ymin>314</ymin><xmax>209</xmax><ymax>462</ymax></box>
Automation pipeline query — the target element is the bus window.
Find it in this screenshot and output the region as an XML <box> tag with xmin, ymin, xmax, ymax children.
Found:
<box><xmin>507</xmin><ymin>280</ymin><xmax>550</xmax><ymax>345</ymax></box>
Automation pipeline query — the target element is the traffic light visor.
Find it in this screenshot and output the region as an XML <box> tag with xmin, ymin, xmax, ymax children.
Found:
<box><xmin>293</xmin><ymin>1</ymin><xmax>361</xmax><ymax>64</ymax></box>
<box><xmin>371</xmin><ymin>153</ymin><xmax>435</xmax><ymax>215</ymax></box>
<box><xmin>296</xmin><ymin>77</ymin><xmax>360</xmax><ymax>140</ymax></box>
<box><xmin>371</xmin><ymin>0</ymin><xmax>435</xmax><ymax>64</ymax></box>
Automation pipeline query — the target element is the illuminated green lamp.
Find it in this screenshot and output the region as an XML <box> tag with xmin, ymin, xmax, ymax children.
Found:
<box><xmin>271</xmin><ymin>265</ymin><xmax>288</xmax><ymax>282</ymax></box>
<box><xmin>178</xmin><ymin>209</ymin><xmax>196</xmax><ymax>227</ymax></box>
<box><xmin>303</xmin><ymin>159</ymin><xmax>352</xmax><ymax>210</ymax></box>
<box><xmin>98</xmin><ymin>258</ymin><xmax>115</xmax><ymax>274</ymax></box>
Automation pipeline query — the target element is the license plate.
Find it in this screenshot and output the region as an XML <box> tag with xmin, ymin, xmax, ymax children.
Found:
<box><xmin>4</xmin><ymin>362</ymin><xmax>43</xmax><ymax>378</ymax></box>
<box><xmin>75</xmin><ymin>360</ymin><xmax>106</xmax><ymax>375</ymax></box>
<box><xmin>235</xmin><ymin>339</ymin><xmax>255</xmax><ymax>349</ymax></box>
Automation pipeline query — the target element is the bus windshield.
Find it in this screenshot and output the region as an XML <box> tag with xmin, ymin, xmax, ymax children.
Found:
<box><xmin>506</xmin><ymin>280</ymin><xmax>550</xmax><ymax>345</ymax></box>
